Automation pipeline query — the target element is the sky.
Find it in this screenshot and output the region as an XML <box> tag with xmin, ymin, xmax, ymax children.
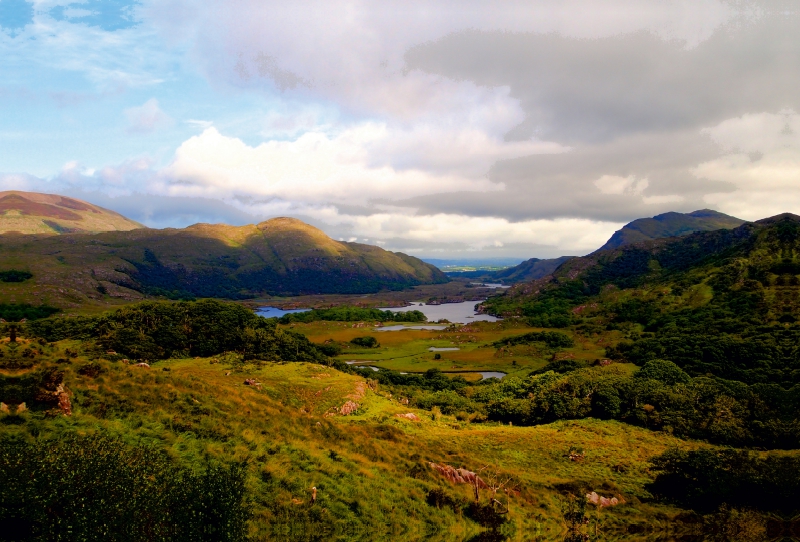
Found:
<box><xmin>1</xmin><ymin>1</ymin><xmax>799</xmax><ymax>259</ymax></box>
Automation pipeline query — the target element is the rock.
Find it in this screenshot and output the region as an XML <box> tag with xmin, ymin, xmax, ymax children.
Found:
<box><xmin>338</xmin><ymin>401</ymin><xmax>359</xmax><ymax>415</ymax></box>
<box><xmin>395</xmin><ymin>412</ymin><xmax>420</xmax><ymax>421</ymax></box>
<box><xmin>55</xmin><ymin>384</ymin><xmax>72</xmax><ymax>416</ymax></box>
<box><xmin>134</xmin><ymin>362</ymin><xmax>150</xmax><ymax>368</ymax></box>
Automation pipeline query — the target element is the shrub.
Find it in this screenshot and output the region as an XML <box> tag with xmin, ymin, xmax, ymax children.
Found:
<box><xmin>350</xmin><ymin>336</ymin><xmax>379</xmax><ymax>348</ymax></box>
<box><xmin>0</xmin><ymin>433</ymin><xmax>249</xmax><ymax>541</ymax></box>
<box><xmin>635</xmin><ymin>359</ymin><xmax>690</xmax><ymax>385</ymax></box>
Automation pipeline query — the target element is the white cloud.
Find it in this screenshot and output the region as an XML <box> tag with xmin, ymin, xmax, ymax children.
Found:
<box><xmin>154</xmin><ymin>123</ymin><xmax>564</xmax><ymax>206</ymax></box>
<box><xmin>594</xmin><ymin>175</ymin><xmax>648</xmax><ymax>195</ymax></box>
<box><xmin>124</xmin><ymin>98</ymin><xmax>173</xmax><ymax>134</ymax></box>
<box><xmin>697</xmin><ymin>111</ymin><xmax>800</xmax><ymax>220</ymax></box>
<box><xmin>642</xmin><ymin>194</ymin><xmax>685</xmax><ymax>205</ymax></box>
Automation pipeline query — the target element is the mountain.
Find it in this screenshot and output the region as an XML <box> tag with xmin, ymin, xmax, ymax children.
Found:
<box><xmin>0</xmin><ymin>216</ymin><xmax>447</xmax><ymax>305</ymax></box>
<box><xmin>491</xmin><ymin>256</ymin><xmax>574</xmax><ymax>282</ymax></box>
<box><xmin>0</xmin><ymin>191</ymin><xmax>143</xmax><ymax>234</ymax></box>
<box><xmin>597</xmin><ymin>209</ymin><xmax>745</xmax><ymax>251</ymax></box>
<box><xmin>482</xmin><ymin>213</ymin><xmax>800</xmax><ymax>388</ymax></box>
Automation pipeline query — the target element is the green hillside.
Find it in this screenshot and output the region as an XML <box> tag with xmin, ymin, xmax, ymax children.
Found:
<box><xmin>482</xmin><ymin>213</ymin><xmax>800</xmax><ymax>385</ymax></box>
<box><xmin>597</xmin><ymin>209</ymin><xmax>745</xmax><ymax>251</ymax></box>
<box><xmin>0</xmin><ymin>216</ymin><xmax>447</xmax><ymax>307</ymax></box>
<box><xmin>492</xmin><ymin>256</ymin><xmax>574</xmax><ymax>283</ymax></box>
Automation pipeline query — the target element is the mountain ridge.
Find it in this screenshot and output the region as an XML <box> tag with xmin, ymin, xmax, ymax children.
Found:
<box><xmin>0</xmin><ymin>210</ymin><xmax>447</xmax><ymax>306</ymax></box>
<box><xmin>481</xmin><ymin>212</ymin><xmax>800</xmax><ymax>387</ymax></box>
<box><xmin>0</xmin><ymin>190</ymin><xmax>144</xmax><ymax>234</ymax></box>
<box><xmin>596</xmin><ymin>208</ymin><xmax>746</xmax><ymax>252</ymax></box>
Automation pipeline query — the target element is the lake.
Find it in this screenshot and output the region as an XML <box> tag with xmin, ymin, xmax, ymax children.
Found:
<box><xmin>380</xmin><ymin>300</ymin><xmax>498</xmax><ymax>324</ymax></box>
<box><xmin>344</xmin><ymin>361</ymin><xmax>506</xmax><ymax>380</ymax></box>
<box><xmin>256</xmin><ymin>307</ymin><xmax>311</xmax><ymax>318</ymax></box>
<box><xmin>375</xmin><ymin>325</ymin><xmax>448</xmax><ymax>332</ymax></box>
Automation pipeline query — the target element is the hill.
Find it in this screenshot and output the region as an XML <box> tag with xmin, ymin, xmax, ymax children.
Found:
<box><xmin>0</xmin><ymin>299</ymin><xmax>734</xmax><ymax>538</ymax></box>
<box><xmin>491</xmin><ymin>256</ymin><xmax>574</xmax><ymax>283</ymax></box>
<box><xmin>482</xmin><ymin>213</ymin><xmax>800</xmax><ymax>388</ymax></box>
<box><xmin>0</xmin><ymin>216</ymin><xmax>447</xmax><ymax>307</ymax></box>
<box><xmin>0</xmin><ymin>191</ymin><xmax>143</xmax><ymax>234</ymax></box>
<box><xmin>597</xmin><ymin>209</ymin><xmax>745</xmax><ymax>251</ymax></box>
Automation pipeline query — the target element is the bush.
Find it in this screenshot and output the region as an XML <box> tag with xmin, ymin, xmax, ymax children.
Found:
<box><xmin>649</xmin><ymin>447</ymin><xmax>800</xmax><ymax>512</ymax></box>
<box><xmin>0</xmin><ymin>270</ymin><xmax>32</xmax><ymax>283</ymax></box>
<box><xmin>0</xmin><ymin>304</ymin><xmax>59</xmax><ymax>322</ymax></box>
<box><xmin>26</xmin><ymin>300</ymin><xmax>327</xmax><ymax>363</ymax></box>
<box><xmin>279</xmin><ymin>307</ymin><xmax>426</xmax><ymax>324</ymax></box>
<box><xmin>0</xmin><ymin>433</ymin><xmax>249</xmax><ymax>541</ymax></box>
<box><xmin>350</xmin><ymin>336</ymin><xmax>379</xmax><ymax>348</ymax></box>
<box><xmin>635</xmin><ymin>359</ymin><xmax>690</xmax><ymax>385</ymax></box>
<box><xmin>493</xmin><ymin>331</ymin><xmax>574</xmax><ymax>349</ymax></box>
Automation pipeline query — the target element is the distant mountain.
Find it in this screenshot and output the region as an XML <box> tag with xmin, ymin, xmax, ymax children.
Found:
<box><xmin>0</xmin><ymin>191</ymin><xmax>143</xmax><ymax>234</ymax></box>
<box><xmin>492</xmin><ymin>256</ymin><xmax>574</xmax><ymax>283</ymax></box>
<box><xmin>597</xmin><ymin>209</ymin><xmax>745</xmax><ymax>252</ymax></box>
<box><xmin>482</xmin><ymin>213</ymin><xmax>800</xmax><ymax>387</ymax></box>
<box><xmin>0</xmin><ymin>215</ymin><xmax>447</xmax><ymax>305</ymax></box>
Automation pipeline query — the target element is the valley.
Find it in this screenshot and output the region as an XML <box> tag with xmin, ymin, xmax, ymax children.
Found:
<box><xmin>3</xmin><ymin>202</ymin><xmax>800</xmax><ymax>541</ymax></box>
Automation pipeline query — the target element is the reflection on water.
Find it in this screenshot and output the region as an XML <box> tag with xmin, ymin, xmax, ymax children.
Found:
<box><xmin>381</xmin><ymin>300</ymin><xmax>498</xmax><ymax>324</ymax></box>
<box><xmin>476</xmin><ymin>371</ymin><xmax>506</xmax><ymax>380</ymax></box>
<box><xmin>470</xmin><ymin>283</ymin><xmax>511</xmax><ymax>289</ymax></box>
<box><xmin>256</xmin><ymin>306</ymin><xmax>311</xmax><ymax>318</ymax></box>
<box><xmin>375</xmin><ymin>325</ymin><xmax>448</xmax><ymax>331</ymax></box>
<box><xmin>344</xmin><ymin>361</ymin><xmax>379</xmax><ymax>371</ymax></box>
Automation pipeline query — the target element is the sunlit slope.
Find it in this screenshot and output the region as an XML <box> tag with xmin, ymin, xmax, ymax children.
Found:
<box><xmin>5</xmin><ymin>352</ymin><xmax>696</xmax><ymax>538</ymax></box>
<box><xmin>0</xmin><ymin>191</ymin><xmax>143</xmax><ymax>234</ymax></box>
<box><xmin>0</xmin><ymin>217</ymin><xmax>447</xmax><ymax>306</ymax></box>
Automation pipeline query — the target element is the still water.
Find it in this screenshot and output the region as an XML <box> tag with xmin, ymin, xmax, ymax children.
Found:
<box><xmin>374</xmin><ymin>325</ymin><xmax>448</xmax><ymax>331</ymax></box>
<box><xmin>256</xmin><ymin>307</ymin><xmax>311</xmax><ymax>318</ymax></box>
<box><xmin>380</xmin><ymin>300</ymin><xmax>498</xmax><ymax>324</ymax></box>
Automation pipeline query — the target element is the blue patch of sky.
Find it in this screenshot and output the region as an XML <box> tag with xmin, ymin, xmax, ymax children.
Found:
<box><xmin>49</xmin><ymin>0</ymin><xmax>140</xmax><ymax>31</ymax></box>
<box><xmin>0</xmin><ymin>0</ymin><xmax>33</xmax><ymax>34</ymax></box>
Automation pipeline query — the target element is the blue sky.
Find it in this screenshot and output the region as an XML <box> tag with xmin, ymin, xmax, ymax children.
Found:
<box><xmin>1</xmin><ymin>1</ymin><xmax>799</xmax><ymax>258</ymax></box>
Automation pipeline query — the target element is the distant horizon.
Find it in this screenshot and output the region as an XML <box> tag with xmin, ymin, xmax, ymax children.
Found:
<box><xmin>2</xmin><ymin>2</ymin><xmax>799</xmax><ymax>260</ymax></box>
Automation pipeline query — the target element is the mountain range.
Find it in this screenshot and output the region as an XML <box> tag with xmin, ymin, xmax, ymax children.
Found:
<box><xmin>0</xmin><ymin>192</ymin><xmax>752</xmax><ymax>307</ymax></box>
<box><xmin>482</xmin><ymin>212</ymin><xmax>800</xmax><ymax>387</ymax></box>
<box><xmin>466</xmin><ymin>209</ymin><xmax>746</xmax><ymax>283</ymax></box>
<box><xmin>0</xmin><ymin>193</ymin><xmax>446</xmax><ymax>306</ymax></box>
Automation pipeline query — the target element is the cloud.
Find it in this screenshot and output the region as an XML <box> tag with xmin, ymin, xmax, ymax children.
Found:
<box><xmin>594</xmin><ymin>175</ymin><xmax>648</xmax><ymax>196</ymax></box>
<box><xmin>8</xmin><ymin>1</ymin><xmax>800</xmax><ymax>258</ymax></box>
<box><xmin>695</xmin><ymin>110</ymin><xmax>800</xmax><ymax>219</ymax></box>
<box><xmin>124</xmin><ymin>98</ymin><xmax>173</xmax><ymax>133</ymax></box>
<box><xmin>153</xmin><ymin>121</ymin><xmax>563</xmax><ymax>206</ymax></box>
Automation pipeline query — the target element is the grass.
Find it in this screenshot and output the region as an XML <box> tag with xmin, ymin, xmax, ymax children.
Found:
<box><xmin>293</xmin><ymin>320</ymin><xmax>615</xmax><ymax>376</ymax></box>
<box><xmin>2</xmin><ymin>328</ymin><xmax>713</xmax><ymax>541</ymax></box>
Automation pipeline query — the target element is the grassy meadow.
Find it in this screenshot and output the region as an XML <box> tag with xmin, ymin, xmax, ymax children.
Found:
<box><xmin>295</xmin><ymin>319</ymin><xmax>625</xmax><ymax>376</ymax></box>
<box><xmin>2</xmin><ymin>311</ymin><xmax>731</xmax><ymax>541</ymax></box>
